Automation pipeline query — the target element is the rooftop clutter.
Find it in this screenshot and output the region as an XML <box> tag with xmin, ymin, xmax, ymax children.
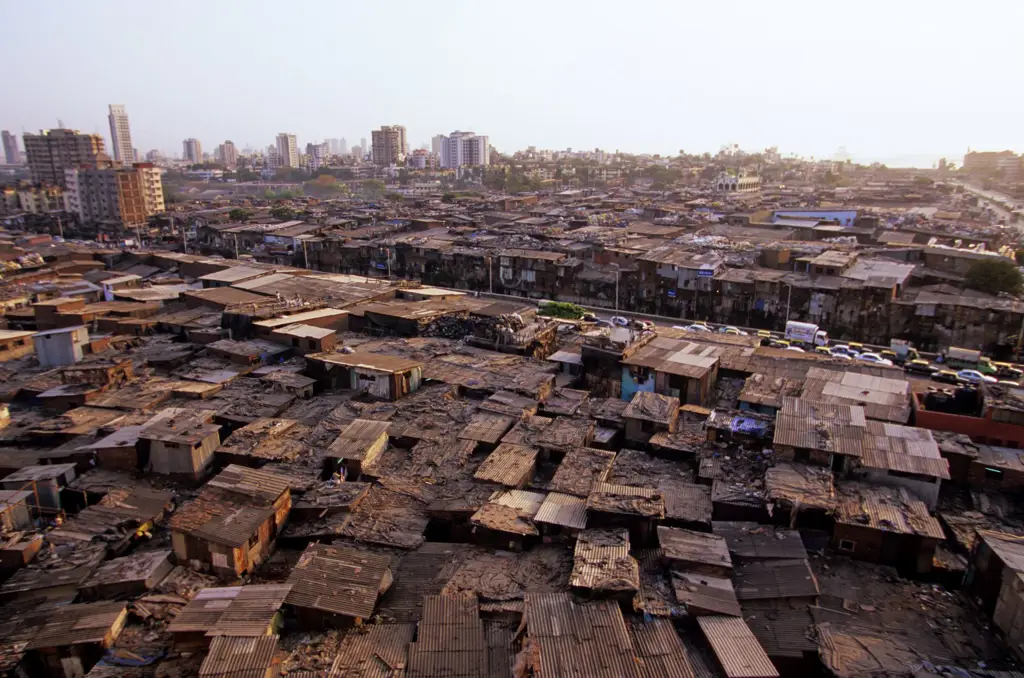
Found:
<box><xmin>0</xmin><ymin>170</ymin><xmax>1019</xmax><ymax>675</ymax></box>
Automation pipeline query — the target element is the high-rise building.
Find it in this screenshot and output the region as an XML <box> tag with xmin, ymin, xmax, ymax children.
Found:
<box><xmin>64</xmin><ymin>160</ymin><xmax>165</xmax><ymax>226</ymax></box>
<box><xmin>107</xmin><ymin>105</ymin><xmax>134</xmax><ymax>165</ymax></box>
<box><xmin>2</xmin><ymin>131</ymin><xmax>19</xmax><ymax>165</ymax></box>
<box><xmin>339</xmin><ymin>138</ymin><xmax>348</xmax><ymax>156</ymax></box>
<box><xmin>23</xmin><ymin>128</ymin><xmax>105</xmax><ymax>187</ymax></box>
<box><xmin>276</xmin><ymin>133</ymin><xmax>299</xmax><ymax>168</ymax></box>
<box><xmin>360</xmin><ymin>138</ymin><xmax>367</xmax><ymax>156</ymax></box>
<box><xmin>436</xmin><ymin>131</ymin><xmax>490</xmax><ymax>169</ymax></box>
<box><xmin>217</xmin><ymin>141</ymin><xmax>238</xmax><ymax>168</ymax></box>
<box><xmin>182</xmin><ymin>138</ymin><xmax>203</xmax><ymax>164</ymax></box>
<box><xmin>371</xmin><ymin>125</ymin><xmax>407</xmax><ymax>167</ymax></box>
<box><xmin>307</xmin><ymin>142</ymin><xmax>329</xmax><ymax>172</ymax></box>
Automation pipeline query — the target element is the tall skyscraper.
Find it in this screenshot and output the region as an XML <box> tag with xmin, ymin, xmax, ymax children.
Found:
<box><xmin>437</xmin><ymin>131</ymin><xmax>490</xmax><ymax>169</ymax></box>
<box><xmin>276</xmin><ymin>133</ymin><xmax>299</xmax><ymax>168</ymax></box>
<box><xmin>107</xmin><ymin>105</ymin><xmax>134</xmax><ymax>165</ymax></box>
<box><xmin>371</xmin><ymin>125</ymin><xmax>407</xmax><ymax>167</ymax></box>
<box><xmin>339</xmin><ymin>138</ymin><xmax>348</xmax><ymax>156</ymax></box>
<box><xmin>217</xmin><ymin>141</ymin><xmax>238</xmax><ymax>168</ymax></box>
<box><xmin>23</xmin><ymin>128</ymin><xmax>105</xmax><ymax>187</ymax></box>
<box><xmin>1</xmin><ymin>131</ymin><xmax>19</xmax><ymax>165</ymax></box>
<box><xmin>182</xmin><ymin>138</ymin><xmax>203</xmax><ymax>164</ymax></box>
<box><xmin>360</xmin><ymin>138</ymin><xmax>367</xmax><ymax>157</ymax></box>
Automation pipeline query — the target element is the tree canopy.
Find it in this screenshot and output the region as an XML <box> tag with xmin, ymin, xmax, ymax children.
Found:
<box><xmin>269</xmin><ymin>206</ymin><xmax>296</xmax><ymax>221</ymax></box>
<box><xmin>966</xmin><ymin>258</ymin><xmax>1024</xmax><ymax>296</ymax></box>
<box><xmin>228</xmin><ymin>208</ymin><xmax>252</xmax><ymax>222</ymax></box>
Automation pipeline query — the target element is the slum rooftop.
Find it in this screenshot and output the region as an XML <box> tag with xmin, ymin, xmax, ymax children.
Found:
<box><xmin>0</xmin><ymin>173</ymin><xmax>1019</xmax><ymax>676</ymax></box>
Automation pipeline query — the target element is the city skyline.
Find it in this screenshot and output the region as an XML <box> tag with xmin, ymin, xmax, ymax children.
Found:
<box><xmin>2</xmin><ymin>1</ymin><xmax>1023</xmax><ymax>167</ymax></box>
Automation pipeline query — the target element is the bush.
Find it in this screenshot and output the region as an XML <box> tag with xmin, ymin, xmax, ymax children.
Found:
<box><xmin>966</xmin><ymin>258</ymin><xmax>1024</xmax><ymax>296</ymax></box>
<box><xmin>539</xmin><ymin>301</ymin><xmax>587</xmax><ymax>319</ymax></box>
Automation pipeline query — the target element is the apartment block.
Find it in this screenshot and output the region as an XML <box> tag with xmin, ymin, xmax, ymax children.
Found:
<box><xmin>182</xmin><ymin>138</ymin><xmax>203</xmax><ymax>164</ymax></box>
<box><xmin>437</xmin><ymin>130</ymin><xmax>489</xmax><ymax>168</ymax></box>
<box><xmin>64</xmin><ymin>162</ymin><xmax>165</xmax><ymax>227</ymax></box>
<box><xmin>23</xmin><ymin>129</ymin><xmax>104</xmax><ymax>187</ymax></box>
<box><xmin>1</xmin><ymin>131</ymin><xmax>19</xmax><ymax>164</ymax></box>
<box><xmin>371</xmin><ymin>125</ymin><xmax>407</xmax><ymax>167</ymax></box>
<box><xmin>217</xmin><ymin>141</ymin><xmax>238</xmax><ymax>168</ymax></box>
<box><xmin>276</xmin><ymin>133</ymin><xmax>299</xmax><ymax>168</ymax></box>
<box><xmin>108</xmin><ymin>105</ymin><xmax>134</xmax><ymax>165</ymax></box>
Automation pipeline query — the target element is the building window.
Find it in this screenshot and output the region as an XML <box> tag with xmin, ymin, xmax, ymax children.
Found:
<box><xmin>984</xmin><ymin>467</ymin><xmax>1004</xmax><ymax>482</ymax></box>
<box><xmin>246</xmin><ymin>533</ymin><xmax>259</xmax><ymax>550</ymax></box>
<box><xmin>838</xmin><ymin>539</ymin><xmax>856</xmax><ymax>552</ymax></box>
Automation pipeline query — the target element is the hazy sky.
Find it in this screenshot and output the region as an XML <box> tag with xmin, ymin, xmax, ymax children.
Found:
<box><xmin>3</xmin><ymin>0</ymin><xmax>1022</xmax><ymax>166</ymax></box>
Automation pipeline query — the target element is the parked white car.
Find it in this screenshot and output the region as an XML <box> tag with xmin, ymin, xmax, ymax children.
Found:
<box><xmin>718</xmin><ymin>326</ymin><xmax>748</xmax><ymax>335</ymax></box>
<box><xmin>684</xmin><ymin>324</ymin><xmax>712</xmax><ymax>332</ymax></box>
<box><xmin>856</xmin><ymin>352</ymin><xmax>894</xmax><ymax>366</ymax></box>
<box><xmin>831</xmin><ymin>345</ymin><xmax>859</xmax><ymax>357</ymax></box>
<box><xmin>957</xmin><ymin>369</ymin><xmax>998</xmax><ymax>384</ymax></box>
<box><xmin>785</xmin><ymin>346</ymin><xmax>806</xmax><ymax>353</ymax></box>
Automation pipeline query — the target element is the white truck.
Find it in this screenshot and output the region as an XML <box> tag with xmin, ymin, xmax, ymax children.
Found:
<box><xmin>785</xmin><ymin>321</ymin><xmax>828</xmax><ymax>347</ymax></box>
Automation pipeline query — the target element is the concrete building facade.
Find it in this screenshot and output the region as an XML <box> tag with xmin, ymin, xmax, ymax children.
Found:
<box><xmin>217</xmin><ymin>141</ymin><xmax>238</xmax><ymax>168</ymax></box>
<box><xmin>1</xmin><ymin>131</ymin><xmax>19</xmax><ymax>164</ymax></box>
<box><xmin>182</xmin><ymin>138</ymin><xmax>203</xmax><ymax>164</ymax></box>
<box><xmin>64</xmin><ymin>162</ymin><xmax>165</xmax><ymax>226</ymax></box>
<box><xmin>371</xmin><ymin>125</ymin><xmax>407</xmax><ymax>167</ymax></box>
<box><xmin>107</xmin><ymin>105</ymin><xmax>134</xmax><ymax>165</ymax></box>
<box><xmin>23</xmin><ymin>129</ymin><xmax>104</xmax><ymax>187</ymax></box>
<box><xmin>276</xmin><ymin>133</ymin><xmax>299</xmax><ymax>168</ymax></box>
<box><xmin>437</xmin><ymin>131</ymin><xmax>490</xmax><ymax>169</ymax></box>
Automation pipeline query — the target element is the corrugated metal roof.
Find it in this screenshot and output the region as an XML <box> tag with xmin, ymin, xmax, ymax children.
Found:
<box><xmin>764</xmin><ymin>463</ymin><xmax>836</xmax><ymax>512</ymax></box>
<box><xmin>741</xmin><ymin>604</ymin><xmax>816</xmax><ymax>659</ymax></box>
<box><xmin>834</xmin><ymin>483</ymin><xmax>944</xmax><ymax>539</ymax></box>
<box><xmin>198</xmin><ymin>635</ymin><xmax>279</xmax><ymax>678</ymax></box>
<box><xmin>535</xmin><ymin>416</ymin><xmax>595</xmax><ymax>452</ymax></box>
<box><xmin>773</xmin><ymin>398</ymin><xmax>866</xmax><ymax>458</ymax></box>
<box><xmin>525</xmin><ymin>593</ymin><xmax>641</xmax><ymax>678</ymax></box>
<box><xmin>534</xmin><ymin>492</ymin><xmax>588</xmax><ymax>530</ymax></box>
<box><xmin>697</xmin><ymin>616</ymin><xmax>779</xmax><ymax>678</ymax></box>
<box><xmin>327</xmin><ymin>418</ymin><xmax>390</xmax><ymax>460</ymax></box>
<box><xmin>570</xmin><ymin>528</ymin><xmax>640</xmax><ymax>592</ymax></box>
<box><xmin>25</xmin><ymin>601</ymin><xmax>127</xmax><ymax>651</ymax></box>
<box><xmin>458</xmin><ymin>412</ymin><xmax>515</xmax><ymax>444</ymax></box>
<box><xmin>658</xmin><ymin>526</ymin><xmax>733</xmax><ymax>571</ymax></box>
<box><xmin>671</xmin><ymin>570</ymin><xmax>742</xmax><ymax>617</ymax></box>
<box><xmin>473</xmin><ymin>443</ymin><xmax>537</xmax><ymax>487</ymax></box>
<box><xmin>207</xmin><ymin>464</ymin><xmax>291</xmax><ymax>503</ymax></box>
<box><xmin>488</xmin><ymin>489</ymin><xmax>546</xmax><ymax>518</ymax></box>
<box><xmin>860</xmin><ymin>420</ymin><xmax>950</xmax><ymax>479</ymax></box>
<box><xmin>407</xmin><ymin>595</ymin><xmax>488</xmax><ymax>678</ymax></box>
<box><xmin>629</xmin><ymin>618</ymin><xmax>697</xmax><ymax>678</ymax></box>
<box><xmin>285</xmin><ymin>543</ymin><xmax>392</xmax><ymax>619</ymax></box>
<box><xmin>328</xmin><ymin>622</ymin><xmax>414</xmax><ymax>677</ymax></box>
<box><xmin>713</xmin><ymin>522</ymin><xmax>808</xmax><ymax>561</ymax></box>
<box><xmin>208</xmin><ymin>584</ymin><xmax>292</xmax><ymax>637</ymax></box>
<box><xmin>168</xmin><ymin>587</ymin><xmax>243</xmax><ymax>634</ymax></box>
<box><xmin>623</xmin><ymin>391</ymin><xmax>680</xmax><ymax>425</ymax></box>
<box><xmin>549</xmin><ymin>446</ymin><xmax>615</xmax><ymax>497</ymax></box>
<box><xmin>469</xmin><ymin>503</ymin><xmax>539</xmax><ymax>536</ymax></box>
<box><xmin>732</xmin><ymin>560</ymin><xmax>819</xmax><ymax>601</ymax></box>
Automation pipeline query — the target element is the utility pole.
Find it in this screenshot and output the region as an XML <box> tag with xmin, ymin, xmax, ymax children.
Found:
<box><xmin>302</xmin><ymin>239</ymin><xmax>308</xmax><ymax>269</ymax></box>
<box><xmin>614</xmin><ymin>266</ymin><xmax>620</xmax><ymax>311</ymax></box>
<box><xmin>785</xmin><ymin>282</ymin><xmax>792</xmax><ymax>329</ymax></box>
<box><xmin>55</xmin><ymin>215</ymin><xmax>64</xmax><ymax>240</ymax></box>
<box><xmin>487</xmin><ymin>256</ymin><xmax>493</xmax><ymax>294</ymax></box>
<box><xmin>233</xmin><ymin>233</ymin><xmax>239</xmax><ymax>260</ymax></box>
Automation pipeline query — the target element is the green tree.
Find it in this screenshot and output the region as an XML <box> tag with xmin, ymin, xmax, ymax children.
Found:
<box><xmin>228</xmin><ymin>208</ymin><xmax>252</xmax><ymax>222</ymax></box>
<box><xmin>361</xmin><ymin>179</ymin><xmax>386</xmax><ymax>199</ymax></box>
<box><xmin>270</xmin><ymin>206</ymin><xmax>296</xmax><ymax>221</ymax></box>
<box><xmin>966</xmin><ymin>258</ymin><xmax>1024</xmax><ymax>295</ymax></box>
